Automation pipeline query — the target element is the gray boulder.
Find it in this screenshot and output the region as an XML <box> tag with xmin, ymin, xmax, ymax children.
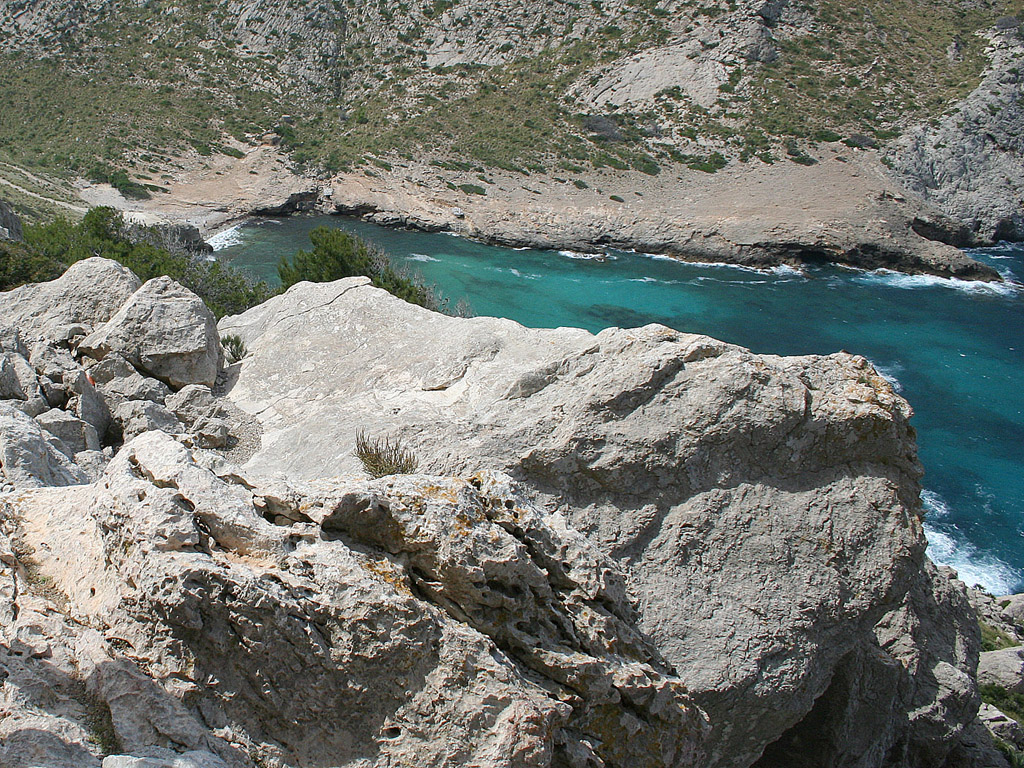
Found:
<box><xmin>0</xmin><ymin>354</ymin><xmax>26</xmax><ymax>400</ymax></box>
<box><xmin>165</xmin><ymin>385</ymin><xmax>230</xmax><ymax>448</ymax></box>
<box><xmin>64</xmin><ymin>369</ymin><xmax>111</xmax><ymax>440</ymax></box>
<box><xmin>979</xmin><ymin>703</ymin><xmax>1024</xmax><ymax>751</ymax></box>
<box><xmin>91</xmin><ymin>353</ymin><xmax>172</xmax><ymax>404</ymax></box>
<box><xmin>0</xmin><ymin>257</ymin><xmax>141</xmax><ymax>345</ymax></box>
<box><xmin>978</xmin><ymin>647</ymin><xmax>1024</xmax><ymax>694</ymax></box>
<box><xmin>111</xmin><ymin>400</ymin><xmax>182</xmax><ymax>442</ymax></box>
<box><xmin>0</xmin><ymin>199</ymin><xmax>22</xmax><ymax>241</ymax></box>
<box><xmin>0</xmin><ymin>401</ymin><xmax>87</xmax><ymax>488</ymax></box>
<box><xmin>80</xmin><ymin>277</ymin><xmax>221</xmax><ymax>389</ymax></box>
<box><xmin>219</xmin><ymin>277</ymin><xmax>981</xmax><ymax>768</ymax></box>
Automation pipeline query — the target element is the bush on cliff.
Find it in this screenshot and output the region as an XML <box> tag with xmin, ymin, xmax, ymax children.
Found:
<box><xmin>0</xmin><ymin>239</ymin><xmax>67</xmax><ymax>289</ymax></box>
<box><xmin>19</xmin><ymin>208</ymin><xmax>273</xmax><ymax>317</ymax></box>
<box><xmin>277</xmin><ymin>226</ymin><xmax>445</xmax><ymax>311</ymax></box>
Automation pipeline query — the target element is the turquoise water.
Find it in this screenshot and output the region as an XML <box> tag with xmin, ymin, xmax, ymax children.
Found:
<box><xmin>213</xmin><ymin>215</ymin><xmax>1024</xmax><ymax>594</ymax></box>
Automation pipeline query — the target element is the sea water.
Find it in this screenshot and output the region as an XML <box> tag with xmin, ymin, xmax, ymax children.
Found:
<box><xmin>216</xmin><ymin>215</ymin><xmax>1024</xmax><ymax>595</ymax></box>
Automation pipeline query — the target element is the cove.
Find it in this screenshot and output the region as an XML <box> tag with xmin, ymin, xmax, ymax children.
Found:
<box><xmin>213</xmin><ymin>215</ymin><xmax>1024</xmax><ymax>595</ymax></box>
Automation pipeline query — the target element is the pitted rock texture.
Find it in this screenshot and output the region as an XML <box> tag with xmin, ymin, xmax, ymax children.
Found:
<box><xmin>221</xmin><ymin>276</ymin><xmax>981</xmax><ymax>768</ymax></box>
<box><xmin>0</xmin><ymin>431</ymin><xmax>708</xmax><ymax>768</ymax></box>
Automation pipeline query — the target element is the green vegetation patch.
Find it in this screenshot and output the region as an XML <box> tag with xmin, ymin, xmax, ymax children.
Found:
<box><xmin>747</xmin><ymin>0</ymin><xmax>1024</xmax><ymax>139</ymax></box>
<box><xmin>981</xmin><ymin>619</ymin><xmax>1021</xmax><ymax>652</ymax></box>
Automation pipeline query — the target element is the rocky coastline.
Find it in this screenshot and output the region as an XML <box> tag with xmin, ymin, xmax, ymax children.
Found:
<box><xmin>74</xmin><ymin>142</ymin><xmax>1003</xmax><ymax>283</ymax></box>
<box><xmin>0</xmin><ymin>233</ymin><xmax>1022</xmax><ymax>766</ymax></box>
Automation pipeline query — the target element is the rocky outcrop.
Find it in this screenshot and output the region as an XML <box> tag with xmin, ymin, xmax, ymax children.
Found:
<box><xmin>79</xmin><ymin>276</ymin><xmax>222</xmax><ymax>389</ymax></box>
<box><xmin>0</xmin><ymin>430</ymin><xmax>708</xmax><ymax>767</ymax></box>
<box><xmin>0</xmin><ymin>199</ymin><xmax>22</xmax><ymax>241</ymax></box>
<box><xmin>0</xmin><ymin>260</ymin><xmax>236</xmax><ymax>480</ymax></box>
<box><xmin>0</xmin><ymin>257</ymin><xmax>141</xmax><ymax>346</ymax></box>
<box><xmin>890</xmin><ymin>26</ymin><xmax>1024</xmax><ymax>243</ymax></box>
<box><xmin>220</xmin><ymin>276</ymin><xmax>982</xmax><ymax>767</ymax></box>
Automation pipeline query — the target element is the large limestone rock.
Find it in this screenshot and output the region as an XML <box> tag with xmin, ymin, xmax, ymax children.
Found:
<box><xmin>80</xmin><ymin>276</ymin><xmax>221</xmax><ymax>389</ymax></box>
<box><xmin>978</xmin><ymin>648</ymin><xmax>1024</xmax><ymax>694</ymax></box>
<box><xmin>0</xmin><ymin>257</ymin><xmax>141</xmax><ymax>345</ymax></box>
<box><xmin>0</xmin><ymin>430</ymin><xmax>708</xmax><ymax>767</ymax></box>
<box><xmin>220</xmin><ymin>277</ymin><xmax>981</xmax><ymax>768</ymax></box>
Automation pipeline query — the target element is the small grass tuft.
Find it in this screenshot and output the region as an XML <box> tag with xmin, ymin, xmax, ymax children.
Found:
<box><xmin>222</xmin><ymin>334</ymin><xmax>248</xmax><ymax>364</ymax></box>
<box><xmin>355</xmin><ymin>431</ymin><xmax>419</xmax><ymax>478</ymax></box>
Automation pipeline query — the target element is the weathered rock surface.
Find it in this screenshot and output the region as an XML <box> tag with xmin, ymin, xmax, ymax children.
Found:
<box><xmin>0</xmin><ymin>430</ymin><xmax>708</xmax><ymax>767</ymax></box>
<box><xmin>0</xmin><ymin>401</ymin><xmax>88</xmax><ymax>488</ymax></box>
<box><xmin>890</xmin><ymin>26</ymin><xmax>1024</xmax><ymax>243</ymax></box>
<box><xmin>0</xmin><ymin>257</ymin><xmax>141</xmax><ymax>346</ymax></box>
<box><xmin>80</xmin><ymin>276</ymin><xmax>221</xmax><ymax>389</ymax></box>
<box><xmin>0</xmin><ymin>199</ymin><xmax>23</xmax><ymax>241</ymax></box>
<box><xmin>220</xmin><ymin>277</ymin><xmax>981</xmax><ymax>767</ymax></box>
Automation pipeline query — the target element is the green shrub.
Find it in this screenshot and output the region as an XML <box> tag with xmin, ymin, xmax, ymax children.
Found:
<box><xmin>222</xmin><ymin>334</ymin><xmax>248</xmax><ymax>363</ymax></box>
<box><xmin>0</xmin><ymin>239</ymin><xmax>67</xmax><ymax>290</ymax></box>
<box><xmin>22</xmin><ymin>207</ymin><xmax>272</xmax><ymax>317</ymax></box>
<box><xmin>277</xmin><ymin>226</ymin><xmax>446</xmax><ymax>311</ymax></box>
<box><xmin>458</xmin><ymin>183</ymin><xmax>486</xmax><ymax>196</ymax></box>
<box><xmin>355</xmin><ymin>430</ymin><xmax>419</xmax><ymax>477</ymax></box>
<box><xmin>981</xmin><ymin>683</ymin><xmax>1024</xmax><ymax>726</ymax></box>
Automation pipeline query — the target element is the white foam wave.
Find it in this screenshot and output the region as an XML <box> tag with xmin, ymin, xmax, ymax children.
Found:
<box><xmin>559</xmin><ymin>249</ymin><xmax>616</xmax><ymax>261</ymax></box>
<box><xmin>408</xmin><ymin>253</ymin><xmax>439</xmax><ymax>262</ymax></box>
<box><xmin>207</xmin><ymin>225</ymin><xmax>245</xmax><ymax>251</ymax></box>
<box><xmin>921</xmin><ymin>489</ymin><xmax>1021</xmax><ymax>594</ymax></box>
<box><xmin>854</xmin><ymin>269</ymin><xmax>1020</xmax><ymax>296</ymax></box>
<box><xmin>924</xmin><ymin>525</ymin><xmax>1021</xmax><ymax>594</ymax></box>
<box><xmin>638</xmin><ymin>253</ymin><xmax>807</xmax><ymax>278</ymax></box>
<box><xmin>870</xmin><ymin>360</ymin><xmax>905</xmax><ymax>393</ymax></box>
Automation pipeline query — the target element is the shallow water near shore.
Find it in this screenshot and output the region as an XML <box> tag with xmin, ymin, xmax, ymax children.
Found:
<box><xmin>216</xmin><ymin>215</ymin><xmax>1024</xmax><ymax>594</ymax></box>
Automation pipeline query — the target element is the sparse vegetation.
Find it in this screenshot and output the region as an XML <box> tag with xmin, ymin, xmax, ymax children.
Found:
<box><xmin>981</xmin><ymin>683</ymin><xmax>1024</xmax><ymax>726</ymax></box>
<box><xmin>20</xmin><ymin>208</ymin><xmax>273</xmax><ymax>318</ymax></box>
<box><xmin>355</xmin><ymin>430</ymin><xmax>420</xmax><ymax>478</ymax></box>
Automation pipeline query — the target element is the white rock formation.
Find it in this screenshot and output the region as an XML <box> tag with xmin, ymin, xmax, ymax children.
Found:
<box><xmin>0</xmin><ymin>431</ymin><xmax>708</xmax><ymax>767</ymax></box>
<box><xmin>220</xmin><ymin>276</ymin><xmax>982</xmax><ymax>768</ymax></box>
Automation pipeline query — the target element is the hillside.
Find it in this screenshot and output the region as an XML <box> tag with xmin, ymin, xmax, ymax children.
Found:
<box><xmin>1</xmin><ymin>0</ymin><xmax>1022</xmax><ymax>246</ymax></box>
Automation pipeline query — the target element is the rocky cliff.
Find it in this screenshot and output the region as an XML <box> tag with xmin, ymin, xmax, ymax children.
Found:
<box><xmin>0</xmin><ymin>259</ymin><xmax>1011</xmax><ymax>767</ymax></box>
<box><xmin>219</xmin><ymin>275</ymin><xmax>987</xmax><ymax>767</ymax></box>
<box><xmin>890</xmin><ymin>24</ymin><xmax>1024</xmax><ymax>243</ymax></box>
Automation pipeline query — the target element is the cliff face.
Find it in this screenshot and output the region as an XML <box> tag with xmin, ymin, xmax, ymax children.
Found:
<box><xmin>890</xmin><ymin>25</ymin><xmax>1024</xmax><ymax>243</ymax></box>
<box><xmin>0</xmin><ymin>261</ymin><xmax>988</xmax><ymax>767</ymax></box>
